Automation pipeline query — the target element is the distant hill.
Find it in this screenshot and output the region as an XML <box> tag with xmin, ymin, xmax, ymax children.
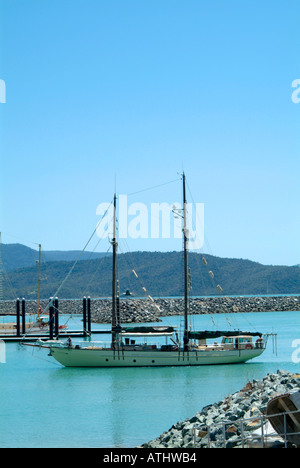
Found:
<box><xmin>1</xmin><ymin>244</ymin><xmax>299</xmax><ymax>299</ymax></box>
<box><xmin>0</xmin><ymin>243</ymin><xmax>109</xmax><ymax>271</ymax></box>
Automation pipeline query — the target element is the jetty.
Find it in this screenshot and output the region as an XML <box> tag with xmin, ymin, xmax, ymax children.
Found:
<box><xmin>0</xmin><ymin>297</ymin><xmax>111</xmax><ymax>342</ymax></box>
<box><xmin>0</xmin><ymin>295</ymin><xmax>299</xmax><ymax>342</ymax></box>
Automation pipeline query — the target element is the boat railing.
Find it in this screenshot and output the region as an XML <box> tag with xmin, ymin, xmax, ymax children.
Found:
<box><xmin>192</xmin><ymin>407</ymin><xmax>300</xmax><ymax>448</ymax></box>
<box><xmin>192</xmin><ymin>341</ymin><xmax>265</xmax><ymax>351</ymax></box>
<box><xmin>74</xmin><ymin>340</ymin><xmax>112</xmax><ymax>349</ymax></box>
<box><xmin>71</xmin><ymin>341</ymin><xmax>172</xmax><ymax>351</ymax></box>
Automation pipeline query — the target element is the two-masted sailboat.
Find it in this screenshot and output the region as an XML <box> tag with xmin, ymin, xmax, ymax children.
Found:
<box><xmin>46</xmin><ymin>173</ymin><xmax>270</xmax><ymax>367</ymax></box>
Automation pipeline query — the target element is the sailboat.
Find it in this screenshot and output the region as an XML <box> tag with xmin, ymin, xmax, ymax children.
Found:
<box><xmin>0</xmin><ymin>241</ymin><xmax>66</xmax><ymax>334</ymax></box>
<box><xmin>0</xmin><ymin>241</ymin><xmax>48</xmax><ymax>334</ymax></box>
<box><xmin>46</xmin><ymin>173</ymin><xmax>271</xmax><ymax>367</ymax></box>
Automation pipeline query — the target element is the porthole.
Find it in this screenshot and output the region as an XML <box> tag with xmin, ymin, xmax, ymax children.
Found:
<box><xmin>133</xmin><ymin>359</ymin><xmax>136</xmax><ymax>363</ymax></box>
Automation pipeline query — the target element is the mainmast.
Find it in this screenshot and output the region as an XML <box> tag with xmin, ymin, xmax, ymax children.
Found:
<box><xmin>37</xmin><ymin>244</ymin><xmax>41</xmax><ymax>316</ymax></box>
<box><xmin>111</xmin><ymin>194</ymin><xmax>118</xmax><ymax>348</ymax></box>
<box><xmin>182</xmin><ymin>173</ymin><xmax>189</xmax><ymax>351</ymax></box>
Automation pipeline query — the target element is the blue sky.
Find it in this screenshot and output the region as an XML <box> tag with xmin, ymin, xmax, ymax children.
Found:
<box><xmin>0</xmin><ymin>0</ymin><xmax>299</xmax><ymax>266</ymax></box>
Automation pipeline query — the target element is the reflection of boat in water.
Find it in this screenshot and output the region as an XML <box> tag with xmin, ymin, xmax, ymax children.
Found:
<box><xmin>267</xmin><ymin>390</ymin><xmax>300</xmax><ymax>447</ymax></box>
<box><xmin>46</xmin><ymin>174</ymin><xmax>273</xmax><ymax>368</ymax></box>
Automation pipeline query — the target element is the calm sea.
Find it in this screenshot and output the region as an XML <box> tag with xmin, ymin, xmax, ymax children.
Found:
<box><xmin>0</xmin><ymin>310</ymin><xmax>299</xmax><ymax>448</ymax></box>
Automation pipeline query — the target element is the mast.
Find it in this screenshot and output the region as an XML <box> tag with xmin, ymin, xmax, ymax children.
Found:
<box><xmin>111</xmin><ymin>194</ymin><xmax>118</xmax><ymax>348</ymax></box>
<box><xmin>182</xmin><ymin>173</ymin><xmax>189</xmax><ymax>351</ymax></box>
<box><xmin>37</xmin><ymin>244</ymin><xmax>41</xmax><ymax>316</ymax></box>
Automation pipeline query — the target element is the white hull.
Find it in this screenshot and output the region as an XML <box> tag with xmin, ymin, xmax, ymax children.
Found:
<box><xmin>49</xmin><ymin>346</ymin><xmax>265</xmax><ymax>367</ymax></box>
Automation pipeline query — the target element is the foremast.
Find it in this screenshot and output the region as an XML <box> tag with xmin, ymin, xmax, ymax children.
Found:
<box><xmin>111</xmin><ymin>194</ymin><xmax>119</xmax><ymax>349</ymax></box>
<box><xmin>182</xmin><ymin>173</ymin><xmax>190</xmax><ymax>352</ymax></box>
<box><xmin>37</xmin><ymin>243</ymin><xmax>42</xmax><ymax>317</ymax></box>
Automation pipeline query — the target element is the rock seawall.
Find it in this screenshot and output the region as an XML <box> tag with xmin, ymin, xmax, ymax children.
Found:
<box><xmin>154</xmin><ymin>295</ymin><xmax>300</xmax><ymax>317</ymax></box>
<box><xmin>141</xmin><ymin>370</ymin><xmax>300</xmax><ymax>449</ymax></box>
<box><xmin>0</xmin><ymin>298</ymin><xmax>161</xmax><ymax>323</ymax></box>
<box><xmin>0</xmin><ymin>296</ymin><xmax>299</xmax><ymax>323</ymax></box>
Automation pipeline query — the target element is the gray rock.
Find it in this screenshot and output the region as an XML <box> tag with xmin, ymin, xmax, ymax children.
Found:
<box><xmin>141</xmin><ymin>370</ymin><xmax>300</xmax><ymax>449</ymax></box>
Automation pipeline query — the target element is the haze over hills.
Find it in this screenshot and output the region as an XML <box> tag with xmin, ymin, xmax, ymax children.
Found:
<box><xmin>0</xmin><ymin>243</ymin><xmax>299</xmax><ymax>300</ymax></box>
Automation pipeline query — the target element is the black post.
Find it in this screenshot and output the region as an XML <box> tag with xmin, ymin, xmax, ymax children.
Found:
<box><xmin>16</xmin><ymin>298</ymin><xmax>20</xmax><ymax>337</ymax></box>
<box><xmin>49</xmin><ymin>298</ymin><xmax>54</xmax><ymax>340</ymax></box>
<box><xmin>83</xmin><ymin>297</ymin><xmax>87</xmax><ymax>337</ymax></box>
<box><xmin>54</xmin><ymin>297</ymin><xmax>59</xmax><ymax>338</ymax></box>
<box><xmin>21</xmin><ymin>298</ymin><xmax>26</xmax><ymax>334</ymax></box>
<box><xmin>87</xmin><ymin>296</ymin><xmax>91</xmax><ymax>335</ymax></box>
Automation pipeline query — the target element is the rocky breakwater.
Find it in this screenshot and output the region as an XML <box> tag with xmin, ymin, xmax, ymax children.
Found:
<box><xmin>157</xmin><ymin>295</ymin><xmax>300</xmax><ymax>316</ymax></box>
<box><xmin>91</xmin><ymin>295</ymin><xmax>300</xmax><ymax>322</ymax></box>
<box><xmin>90</xmin><ymin>298</ymin><xmax>161</xmax><ymax>323</ymax></box>
<box><xmin>1</xmin><ymin>295</ymin><xmax>299</xmax><ymax>323</ymax></box>
<box><xmin>0</xmin><ymin>298</ymin><xmax>161</xmax><ymax>323</ymax></box>
<box><xmin>141</xmin><ymin>370</ymin><xmax>300</xmax><ymax>449</ymax></box>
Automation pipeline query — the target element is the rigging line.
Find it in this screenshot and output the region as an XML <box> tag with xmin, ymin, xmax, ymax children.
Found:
<box><xmin>117</xmin><ymin>241</ymin><xmax>149</xmax><ymax>298</ymax></box>
<box><xmin>115</xmin><ymin>244</ymin><xmax>138</xmax><ymax>297</ymax></box>
<box><xmin>117</xmin><ymin>239</ymin><xmax>181</xmax><ymax>324</ymax></box>
<box><xmin>66</xmin><ymin>232</ymin><xmax>112</xmax><ymax>308</ymax></box>
<box><xmin>46</xmin><ymin>198</ymin><xmax>114</xmax><ymax>304</ymax></box>
<box><xmin>19</xmin><ymin>343</ymin><xmax>62</xmax><ymax>366</ymax></box>
<box><xmin>186</xmin><ymin>180</ymin><xmax>215</xmax><ymax>256</ymax></box>
<box><xmin>1</xmin><ymin>265</ymin><xmax>17</xmax><ymax>300</ymax></box>
<box><xmin>126</xmin><ymin>177</ymin><xmax>181</xmax><ymax>197</ymax></box>
<box><xmin>118</xmin><ymin>239</ymin><xmax>151</xmax><ymax>299</ymax></box>
<box><xmin>186</xmin><ymin>183</ymin><xmax>204</xmax><ymax>232</ymax></box>
<box><xmin>77</xmin><ymin>245</ymin><xmax>112</xmax><ymax>302</ymax></box>
<box><xmin>186</xmin><ymin>181</ymin><xmax>238</xmax><ymax>323</ymax></box>
<box><xmin>197</xmin><ymin>252</ymin><xmax>236</xmax><ymax>327</ymax></box>
<box><xmin>0</xmin><ymin>231</ymin><xmax>40</xmax><ymax>247</ymax></box>
<box><xmin>200</xmin><ymin>255</ymin><xmax>261</xmax><ymax>333</ymax></box>
<box><xmin>21</xmin><ymin>200</ymin><xmax>114</xmax><ymax>340</ymax></box>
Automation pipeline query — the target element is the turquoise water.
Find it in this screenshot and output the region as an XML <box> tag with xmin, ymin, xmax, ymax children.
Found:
<box><xmin>0</xmin><ymin>310</ymin><xmax>299</xmax><ymax>448</ymax></box>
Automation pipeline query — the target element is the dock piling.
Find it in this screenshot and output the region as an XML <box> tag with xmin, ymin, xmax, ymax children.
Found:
<box><xmin>21</xmin><ymin>298</ymin><xmax>26</xmax><ymax>334</ymax></box>
<box><xmin>54</xmin><ymin>297</ymin><xmax>59</xmax><ymax>338</ymax></box>
<box><xmin>49</xmin><ymin>298</ymin><xmax>54</xmax><ymax>340</ymax></box>
<box><xmin>83</xmin><ymin>297</ymin><xmax>87</xmax><ymax>337</ymax></box>
<box><xmin>16</xmin><ymin>298</ymin><xmax>20</xmax><ymax>337</ymax></box>
<box><xmin>87</xmin><ymin>296</ymin><xmax>91</xmax><ymax>335</ymax></box>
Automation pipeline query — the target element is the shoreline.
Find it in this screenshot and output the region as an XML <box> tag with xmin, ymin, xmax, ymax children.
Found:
<box><xmin>0</xmin><ymin>295</ymin><xmax>299</xmax><ymax>323</ymax></box>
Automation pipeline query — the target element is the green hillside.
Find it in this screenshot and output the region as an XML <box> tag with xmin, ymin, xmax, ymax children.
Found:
<box><xmin>1</xmin><ymin>247</ymin><xmax>299</xmax><ymax>300</ymax></box>
<box><xmin>1</xmin><ymin>243</ymin><xmax>109</xmax><ymax>271</ymax></box>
